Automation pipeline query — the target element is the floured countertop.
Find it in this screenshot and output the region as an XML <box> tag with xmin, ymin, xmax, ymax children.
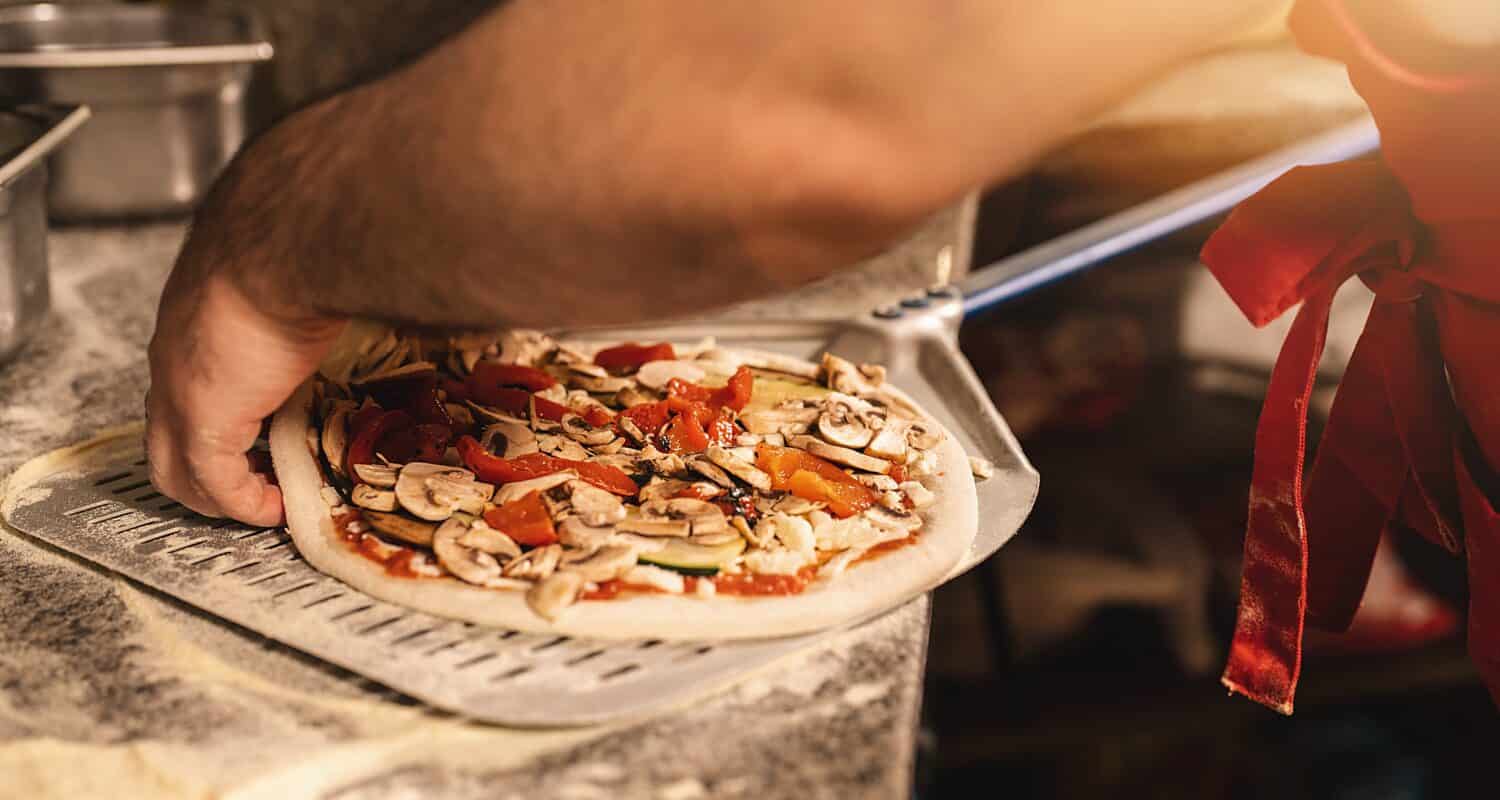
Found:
<box><xmin>0</xmin><ymin>208</ymin><xmax>971</xmax><ymax>799</ymax></box>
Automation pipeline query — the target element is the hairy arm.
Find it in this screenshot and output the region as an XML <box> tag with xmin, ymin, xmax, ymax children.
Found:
<box><xmin>150</xmin><ymin>0</ymin><xmax>1283</xmax><ymax>523</ymax></box>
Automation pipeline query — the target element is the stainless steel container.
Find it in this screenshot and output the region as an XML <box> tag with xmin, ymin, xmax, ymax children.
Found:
<box><xmin>0</xmin><ymin>104</ymin><xmax>87</xmax><ymax>364</ymax></box>
<box><xmin>0</xmin><ymin>3</ymin><xmax>272</xmax><ymax>220</ymax></box>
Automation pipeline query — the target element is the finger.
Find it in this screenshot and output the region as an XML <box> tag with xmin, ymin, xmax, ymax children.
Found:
<box><xmin>145</xmin><ymin>413</ymin><xmax>226</xmax><ymax>519</ymax></box>
<box><xmin>189</xmin><ymin>449</ymin><xmax>286</xmax><ymax>527</ymax></box>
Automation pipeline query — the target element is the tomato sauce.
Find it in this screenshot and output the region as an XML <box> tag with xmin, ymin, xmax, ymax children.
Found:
<box><xmin>335</xmin><ymin>508</ymin><xmax>430</xmax><ymax>578</ymax></box>
<box><xmin>854</xmin><ymin>534</ymin><xmax>919</xmax><ymax>565</ymax></box>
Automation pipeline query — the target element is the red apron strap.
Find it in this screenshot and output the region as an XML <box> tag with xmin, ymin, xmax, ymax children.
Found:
<box><xmin>1221</xmin><ymin>287</ymin><xmax>1339</xmax><ymax>714</ymax></box>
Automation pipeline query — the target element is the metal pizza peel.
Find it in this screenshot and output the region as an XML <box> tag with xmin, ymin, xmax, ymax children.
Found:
<box><xmin>0</xmin><ymin>119</ymin><xmax>1378</xmax><ymax>727</ymax></box>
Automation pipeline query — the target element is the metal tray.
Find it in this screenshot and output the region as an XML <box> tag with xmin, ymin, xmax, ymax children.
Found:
<box><xmin>0</xmin><ymin>119</ymin><xmax>1380</xmax><ymax>727</ymax></box>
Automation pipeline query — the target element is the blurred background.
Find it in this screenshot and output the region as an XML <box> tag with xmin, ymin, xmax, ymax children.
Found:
<box><xmin>2</xmin><ymin>1</ymin><xmax>1495</xmax><ymax>797</ymax></box>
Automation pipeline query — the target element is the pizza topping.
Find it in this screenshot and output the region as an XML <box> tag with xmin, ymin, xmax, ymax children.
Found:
<box><xmin>704</xmin><ymin>445</ymin><xmax>773</xmax><ymax>492</ymax></box>
<box><xmin>482</xmin><ymin>491</ymin><xmax>559</xmax><ymax>547</ymax></box>
<box><xmin>350</xmin><ymin>484</ymin><xmax>398</xmax><ymax>512</ymax></box>
<box><xmin>901</xmin><ymin>481</ymin><xmax>936</xmax><ymax>510</ymax></box>
<box><xmin>815</xmin><ymin>392</ymin><xmax>878</xmax><ymax>442</ymax></box>
<box><xmin>636</xmin><ymin>360</ymin><xmax>706</xmax><ymax>390</ymax></box>
<box><xmin>740</xmin><ymin>405</ymin><xmax>820</xmax><ymax>436</ymax></box>
<box><xmin>503</xmin><ymin>543</ymin><xmax>562</xmax><ymax>580</ymax></box>
<box><xmin>364</xmin><ymin>509</ymin><xmax>439</xmax><ymax>547</ymax></box>
<box><xmin>394</xmin><ymin>463</ymin><xmax>491</xmax><ymax>521</ymax></box>
<box><xmin>313</xmin><ymin>327</ymin><xmax>964</xmax><ymax>619</ymax></box>
<box><xmin>594</xmin><ymin>342</ymin><xmax>677</xmax><ymax>373</ymax></box>
<box><xmin>789</xmin><ymin>434</ymin><xmax>891</xmax><ymax>475</ymax></box>
<box><xmin>969</xmin><ymin>456</ymin><xmax>995</xmax><ymax>480</ymax></box>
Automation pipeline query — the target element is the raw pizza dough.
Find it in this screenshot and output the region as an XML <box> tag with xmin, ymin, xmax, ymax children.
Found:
<box><xmin>271</xmin><ymin>344</ymin><xmax>979</xmax><ymax>640</ymax></box>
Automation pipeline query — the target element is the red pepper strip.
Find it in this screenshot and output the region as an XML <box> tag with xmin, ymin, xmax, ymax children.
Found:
<box><xmin>376</xmin><ymin>423</ymin><xmax>453</xmax><ymax>465</ymax></box>
<box><xmin>483</xmin><ymin>490</ymin><xmax>558</xmax><ymax>547</ymax></box>
<box><xmin>347</xmin><ymin>410</ymin><xmax>413</xmax><ymax>473</ymax></box>
<box><xmin>594</xmin><ymin>342</ymin><xmax>676</xmax><ymax>373</ymax></box>
<box><xmin>468</xmin><ymin>362</ymin><xmax>558</xmax><ymax>397</ymax></box>
<box><xmin>889</xmin><ymin>464</ymin><xmax>910</xmax><ymax>484</ymax></box>
<box><xmin>660</xmin><ymin>413</ymin><xmax>709</xmax><ymax>454</ymax></box>
<box><xmin>473</xmin><ymin>387</ymin><xmax>570</xmax><ymax>422</ymax></box>
<box><xmin>456</xmin><ymin>436</ymin><xmax>637</xmax><ymax>496</ymax></box>
<box><xmin>620</xmin><ymin>401</ymin><xmax>672</xmax><ymax>435</ymax></box>
<box><xmin>786</xmin><ymin>469</ymin><xmax>876</xmax><ymax>518</ymax></box>
<box><xmin>581</xmin><ymin>404</ymin><xmax>615</xmax><ymax>428</ymax></box>
<box><xmin>714</xmin><ymin>365</ymin><xmax>754</xmax><ymax>412</ymax></box>
<box><xmin>363</xmin><ymin>376</ymin><xmax>451</xmax><ymax>425</ymax></box>
<box><xmin>706</xmin><ymin>408</ymin><xmax>739</xmax><ymax>447</ymax></box>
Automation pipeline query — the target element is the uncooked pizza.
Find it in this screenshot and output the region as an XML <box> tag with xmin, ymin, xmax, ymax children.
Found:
<box><xmin>270</xmin><ymin>324</ymin><xmax>987</xmax><ymax>639</ymax></box>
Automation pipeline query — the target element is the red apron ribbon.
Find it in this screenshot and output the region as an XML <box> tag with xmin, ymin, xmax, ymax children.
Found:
<box><xmin>1201</xmin><ymin>0</ymin><xmax>1500</xmax><ymax>716</ymax></box>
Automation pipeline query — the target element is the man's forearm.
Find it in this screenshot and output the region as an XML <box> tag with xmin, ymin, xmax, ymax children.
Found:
<box><xmin>198</xmin><ymin>0</ymin><xmax>1285</xmax><ymax>331</ymax></box>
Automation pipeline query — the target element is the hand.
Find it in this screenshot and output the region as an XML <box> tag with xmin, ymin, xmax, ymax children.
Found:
<box><xmin>146</xmin><ymin>256</ymin><xmax>345</xmax><ymax>526</ymax></box>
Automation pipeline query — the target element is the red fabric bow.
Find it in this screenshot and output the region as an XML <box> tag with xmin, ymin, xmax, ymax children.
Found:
<box><xmin>1201</xmin><ymin>0</ymin><xmax>1500</xmax><ymax>714</ymax></box>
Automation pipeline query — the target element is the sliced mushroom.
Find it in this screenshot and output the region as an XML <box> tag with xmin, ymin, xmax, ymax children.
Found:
<box><xmin>353</xmin><ymin>462</ymin><xmax>400</xmax><ymax>488</ymax></box>
<box><xmin>705</xmin><ymin>445</ymin><xmax>773</xmax><ymax>491</ymax></box>
<box><xmin>761</xmin><ymin>433</ymin><xmax>786</xmax><ymax>447</ymax></box>
<box><xmin>364</xmin><ymin>509</ymin><xmax>438</xmax><ymax>547</ymax></box>
<box><xmin>855</xmin><ymin>473</ymin><xmax>899</xmax><ymax>493</ymax></box>
<box><xmin>590</xmin><ymin>453</ymin><xmax>648</xmax><ymax>479</ymax></box>
<box><xmin>908</xmin><ymin>449</ymin><xmax>941</xmax><ymax>478</ymax></box>
<box><xmin>615</xmin><ymin>384</ymin><xmax>660</xmax><ymax>408</ymax></box>
<box><xmin>570</xmin><ymin>372</ymin><xmax>633</xmax><ymax>393</ymax></box>
<box><xmin>688</xmin><ymin>456</ymin><xmax>736</xmax><ymax>488</ymax></box>
<box><xmin>493</xmin><ymin>470</ymin><xmax>577</xmax><ymax>505</ymax></box>
<box><xmin>691</xmin><ymin>531</ymin><xmax>743</xmax><ymax>546</ymax></box>
<box><xmin>593</xmin><ymin>437</ymin><xmax>626</xmax><ymax>455</ymax></box>
<box><xmin>535</xmin><ymin>384</ymin><xmax>568</xmax><ymax>404</ymax></box>
<box><xmin>901</xmin><ymin>481</ymin><xmax>936</xmax><ymax>510</ymax></box>
<box><xmin>479</xmin><ymin>420</ymin><xmax>540</xmax><ymax>459</ymax></box>
<box><xmin>558</xmin><ymin>516</ymin><xmax>618</xmax><ymax>551</ymax></box>
<box><xmin>467</xmin><ymin>402</ymin><xmax>528</xmax><ymax>427</ymax></box>
<box><xmin>569</xmin><ymin>481</ymin><xmax>627</xmax><ymax>526</ymax></box>
<box><xmin>617</xmin><ymin>417</ymin><xmax>649</xmax><ymax>446</ymax></box>
<box><xmin>561</xmin><ymin>414</ymin><xmax>617</xmax><ymax>446</ymax></box>
<box><xmin>504</xmin><ymin>544</ymin><xmax>562</xmax><ymax>579</ymax></box>
<box><xmin>816</xmin><ymin>393</ymin><xmax>878</xmax><ymax>449</ymax></box>
<box><xmin>352</xmin><ymin>360</ymin><xmax>437</xmax><ymax>387</ymax></box>
<box><xmin>527</xmin><ymin>570</ymin><xmax>584</xmax><ymax>620</ymax></box>
<box><xmin>538</xmin><ymin>434</ymin><xmax>590</xmax><ymax>460</ymax></box>
<box><xmin>788</xmin><ymin>435</ymin><xmax>891</xmax><ymax>475</ymax></box>
<box><xmin>641</xmin><ymin>447</ymin><xmax>689</xmax><ymax>477</ymax></box>
<box><xmin>616</xmin><ymin>517</ymin><xmax>692</xmax><ymax>537</ymax></box>
<box><xmin>879</xmin><ymin>490</ymin><xmax>906</xmax><ymax>511</ymax></box>
<box><xmin>740</xmin><ymin>406</ymin><xmax>820</xmax><ymax>435</ymax></box>
<box><xmin>636</xmin><ymin>360</ymin><xmax>706</xmax><ymax>390</ymax></box>
<box><xmin>907</xmin><ymin>421</ymin><xmax>943</xmax><ymax>450</ymax></box>
<box><xmin>458</xmin><ymin>521</ymin><xmax>523</xmax><ymax>560</ymax></box>
<box><xmin>497</xmin><ymin>329</ymin><xmax>555</xmax><ymax>367</ymax></box>
<box><xmin>396</xmin><ymin>463</ymin><xmax>484</xmax><ymax>521</ymax></box>
<box><xmin>351</xmin><ymin>484</ymin><xmax>398</xmax><ymax>512</ymax></box>
<box><xmin>637</xmin><ymin>477</ymin><xmax>692</xmax><ymax>503</ymax></box>
<box><xmin>560</xmin><ymin>544</ymin><xmax>638</xmax><ymax>582</ymax></box>
<box><xmin>636</xmin><ymin>497</ymin><xmax>730</xmax><ymax>536</ymax></box>
<box><xmin>864</xmin><ymin>504</ymin><xmax>922</xmax><ymax>532</ymax></box>
<box><xmin>321</xmin><ymin>406</ymin><xmax>351</xmax><ymax>478</ymax></box>
<box><xmin>865</xmin><ymin>419</ymin><xmax>911</xmax><ymax>462</ymax></box>
<box><xmin>735</xmin><ymin>433</ymin><xmax>762</xmax><ymax>447</ymax></box>
<box><xmin>819</xmin><ymin>353</ymin><xmax>923</xmax><ymax>418</ymax></box>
